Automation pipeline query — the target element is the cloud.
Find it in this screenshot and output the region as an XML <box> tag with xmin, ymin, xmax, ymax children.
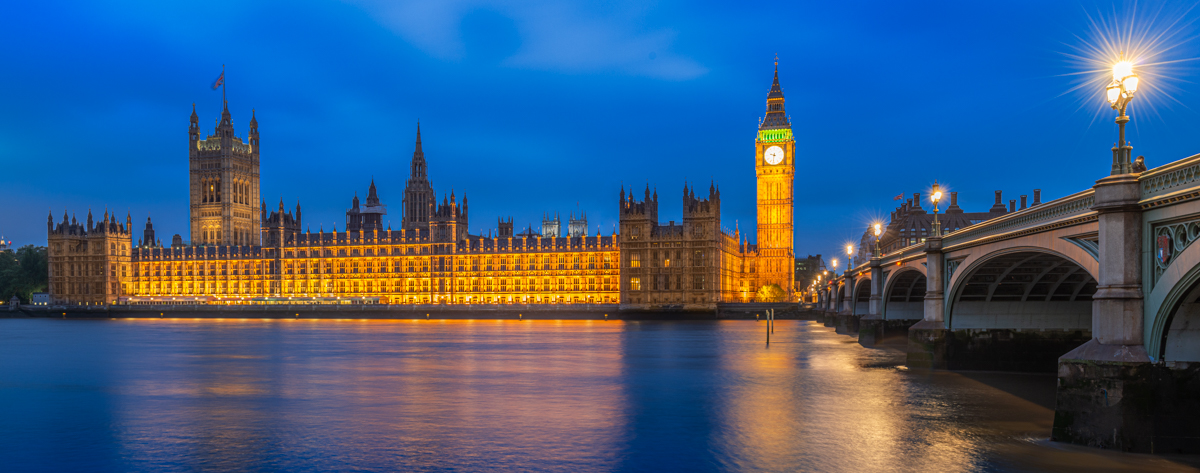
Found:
<box><xmin>347</xmin><ymin>0</ymin><xmax>707</xmax><ymax>80</ymax></box>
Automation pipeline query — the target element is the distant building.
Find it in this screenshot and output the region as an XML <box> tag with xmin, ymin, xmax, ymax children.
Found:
<box><xmin>0</xmin><ymin>235</ymin><xmax>11</xmax><ymax>252</ymax></box>
<box><xmin>568</xmin><ymin>212</ymin><xmax>588</xmax><ymax>237</ymax></box>
<box><xmin>31</xmin><ymin>293</ymin><xmax>49</xmax><ymax>306</ymax></box>
<box><xmin>542</xmin><ymin>213</ymin><xmax>561</xmax><ymax>238</ymax></box>
<box><xmin>794</xmin><ymin>254</ymin><xmax>825</xmax><ymax>290</ymax></box>
<box><xmin>857</xmin><ymin>189</ymin><xmax>1042</xmax><ymax>262</ymax></box>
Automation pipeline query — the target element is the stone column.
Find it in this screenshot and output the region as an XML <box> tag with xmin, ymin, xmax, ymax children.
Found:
<box><xmin>907</xmin><ymin>236</ymin><xmax>946</xmax><ymax>368</ymax></box>
<box><xmin>858</xmin><ymin>257</ymin><xmax>887</xmax><ymax>346</ymax></box>
<box><xmin>841</xmin><ymin>275</ymin><xmax>853</xmax><ymax>315</ymax></box>
<box><xmin>1053</xmin><ymin>173</ymin><xmax>1161</xmax><ymax>451</ymax></box>
<box><xmin>1089</xmin><ymin>174</ymin><xmax>1145</xmax><ymax>346</ymax></box>
<box><xmin>923</xmin><ymin>236</ymin><xmax>945</xmax><ymax>323</ymax></box>
<box><xmin>869</xmin><ymin>257</ymin><xmax>883</xmax><ymax>316</ymax></box>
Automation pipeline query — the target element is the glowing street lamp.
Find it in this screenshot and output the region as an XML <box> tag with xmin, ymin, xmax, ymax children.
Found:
<box><xmin>845</xmin><ymin>244</ymin><xmax>854</xmax><ymax>274</ymax></box>
<box><xmin>872</xmin><ymin>222</ymin><xmax>883</xmax><ymax>257</ymax></box>
<box><xmin>930</xmin><ymin>181</ymin><xmax>943</xmax><ymax>236</ymax></box>
<box><xmin>1107</xmin><ymin>57</ymin><xmax>1140</xmax><ymax>174</ymax></box>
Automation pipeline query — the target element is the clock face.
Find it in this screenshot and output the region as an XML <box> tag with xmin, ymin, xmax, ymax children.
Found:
<box><xmin>764</xmin><ymin>145</ymin><xmax>784</xmax><ymax>165</ymax></box>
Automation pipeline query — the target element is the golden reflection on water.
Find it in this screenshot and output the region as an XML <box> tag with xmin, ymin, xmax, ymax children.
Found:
<box><xmin>3</xmin><ymin>318</ymin><xmax>1197</xmax><ymax>472</ymax></box>
<box><xmin>111</xmin><ymin>319</ymin><xmax>629</xmax><ymax>471</ymax></box>
<box><xmin>714</xmin><ymin>321</ymin><xmax>976</xmax><ymax>472</ymax></box>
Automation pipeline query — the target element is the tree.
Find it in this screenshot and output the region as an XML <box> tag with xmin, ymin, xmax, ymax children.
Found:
<box><xmin>755</xmin><ymin>283</ymin><xmax>786</xmax><ymax>303</ymax></box>
<box><xmin>0</xmin><ymin>245</ymin><xmax>48</xmax><ymax>303</ymax></box>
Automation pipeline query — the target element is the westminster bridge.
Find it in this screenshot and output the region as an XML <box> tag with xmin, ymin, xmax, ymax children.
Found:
<box><xmin>816</xmin><ymin>151</ymin><xmax>1200</xmax><ymax>453</ymax></box>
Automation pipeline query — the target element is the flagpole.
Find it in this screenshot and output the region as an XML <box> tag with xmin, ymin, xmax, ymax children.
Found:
<box><xmin>222</xmin><ymin>64</ymin><xmax>226</xmax><ymax>105</ymax></box>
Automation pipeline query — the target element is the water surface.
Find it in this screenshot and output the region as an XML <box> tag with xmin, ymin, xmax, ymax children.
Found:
<box><xmin>0</xmin><ymin>318</ymin><xmax>1194</xmax><ymax>472</ymax></box>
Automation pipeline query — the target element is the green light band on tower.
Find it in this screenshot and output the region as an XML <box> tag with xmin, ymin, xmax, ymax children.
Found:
<box><xmin>757</xmin><ymin>128</ymin><xmax>793</xmax><ymax>142</ymax></box>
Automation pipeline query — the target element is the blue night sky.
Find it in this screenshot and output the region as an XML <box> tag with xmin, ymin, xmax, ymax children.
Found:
<box><xmin>3</xmin><ymin>1</ymin><xmax>1200</xmax><ymax>261</ymax></box>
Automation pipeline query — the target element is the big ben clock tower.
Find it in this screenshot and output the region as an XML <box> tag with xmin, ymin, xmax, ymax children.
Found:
<box><xmin>754</xmin><ymin>60</ymin><xmax>796</xmax><ymax>300</ymax></box>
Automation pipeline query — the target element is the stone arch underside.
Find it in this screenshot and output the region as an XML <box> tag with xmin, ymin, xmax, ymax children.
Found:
<box><xmin>1161</xmin><ymin>278</ymin><xmax>1200</xmax><ymax>362</ymax></box>
<box><xmin>884</xmin><ymin>269</ymin><xmax>926</xmax><ymax>320</ymax></box>
<box><xmin>853</xmin><ymin>278</ymin><xmax>871</xmax><ymax>315</ymax></box>
<box><xmin>949</xmin><ymin>251</ymin><xmax>1096</xmax><ymax>330</ymax></box>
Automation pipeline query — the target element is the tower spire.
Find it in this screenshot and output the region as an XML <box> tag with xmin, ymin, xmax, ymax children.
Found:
<box><xmin>410</xmin><ymin>122</ymin><xmax>427</xmax><ymax>179</ymax></box>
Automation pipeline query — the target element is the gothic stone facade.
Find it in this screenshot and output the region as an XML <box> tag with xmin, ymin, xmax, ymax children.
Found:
<box><xmin>48</xmin><ymin>68</ymin><xmax>795</xmax><ymax>308</ymax></box>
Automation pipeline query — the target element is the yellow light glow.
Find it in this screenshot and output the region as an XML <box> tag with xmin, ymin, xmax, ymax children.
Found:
<box><xmin>1113</xmin><ymin>60</ymin><xmax>1134</xmax><ymax>81</ymax></box>
<box><xmin>1125</xmin><ymin>75</ymin><xmax>1139</xmax><ymax>93</ymax></box>
<box><xmin>1107</xmin><ymin>84</ymin><xmax>1121</xmax><ymax>105</ymax></box>
<box><xmin>873</xmin><ymin>223</ymin><xmax>882</xmax><ymax>237</ymax></box>
<box><xmin>845</xmin><ymin>245</ymin><xmax>853</xmax><ymax>256</ymax></box>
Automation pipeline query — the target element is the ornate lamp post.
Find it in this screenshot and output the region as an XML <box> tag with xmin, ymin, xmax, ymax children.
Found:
<box><xmin>1107</xmin><ymin>58</ymin><xmax>1139</xmax><ymax>174</ymax></box>
<box><xmin>873</xmin><ymin>223</ymin><xmax>883</xmax><ymax>257</ymax></box>
<box><xmin>845</xmin><ymin>244</ymin><xmax>854</xmax><ymax>275</ymax></box>
<box><xmin>930</xmin><ymin>181</ymin><xmax>943</xmax><ymax>237</ymax></box>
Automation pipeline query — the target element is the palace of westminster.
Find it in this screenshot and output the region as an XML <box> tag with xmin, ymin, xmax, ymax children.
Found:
<box><xmin>46</xmin><ymin>69</ymin><xmax>797</xmax><ymax>309</ymax></box>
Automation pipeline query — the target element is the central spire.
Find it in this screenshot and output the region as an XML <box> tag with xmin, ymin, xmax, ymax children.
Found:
<box><xmin>760</xmin><ymin>57</ymin><xmax>790</xmax><ymax>131</ymax></box>
<box><xmin>410</xmin><ymin>122</ymin><xmax>427</xmax><ymax>179</ymax></box>
<box><xmin>367</xmin><ymin>178</ymin><xmax>380</xmax><ymax>206</ymax></box>
<box><xmin>767</xmin><ymin>56</ymin><xmax>783</xmax><ymax>100</ymax></box>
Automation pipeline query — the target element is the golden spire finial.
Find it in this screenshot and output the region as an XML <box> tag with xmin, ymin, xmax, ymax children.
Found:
<box><xmin>774</xmin><ymin>53</ymin><xmax>778</xmax><ymax>67</ymax></box>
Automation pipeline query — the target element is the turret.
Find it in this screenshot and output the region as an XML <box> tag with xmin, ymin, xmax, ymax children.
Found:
<box><xmin>189</xmin><ymin>103</ymin><xmax>200</xmax><ymax>145</ymax></box>
<box><xmin>248</xmin><ymin>109</ymin><xmax>259</xmax><ymax>149</ymax></box>
<box><xmin>143</xmin><ymin>216</ymin><xmax>156</xmax><ymax>248</ymax></box>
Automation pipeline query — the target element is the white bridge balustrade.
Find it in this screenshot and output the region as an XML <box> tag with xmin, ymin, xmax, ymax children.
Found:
<box><xmin>816</xmin><ymin>151</ymin><xmax>1200</xmax><ymax>453</ymax></box>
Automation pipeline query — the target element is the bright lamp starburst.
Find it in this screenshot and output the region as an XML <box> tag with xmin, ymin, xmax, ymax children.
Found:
<box><xmin>1060</xmin><ymin>4</ymin><xmax>1200</xmax><ymax>126</ymax></box>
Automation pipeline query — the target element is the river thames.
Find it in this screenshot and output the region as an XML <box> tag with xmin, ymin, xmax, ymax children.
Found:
<box><xmin>0</xmin><ymin>318</ymin><xmax>1194</xmax><ymax>472</ymax></box>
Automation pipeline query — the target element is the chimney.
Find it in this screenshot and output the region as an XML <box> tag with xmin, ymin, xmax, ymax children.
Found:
<box><xmin>946</xmin><ymin>191</ymin><xmax>962</xmax><ymax>213</ymax></box>
<box><xmin>1020</xmin><ymin>195</ymin><xmax>1028</xmax><ymax>210</ymax></box>
<box><xmin>990</xmin><ymin>190</ymin><xmax>1008</xmax><ymax>213</ymax></box>
<box><xmin>912</xmin><ymin>193</ymin><xmax>922</xmax><ymax>209</ymax></box>
<box><xmin>1009</xmin><ymin>199</ymin><xmax>1016</xmax><ymax>212</ymax></box>
<box><xmin>1033</xmin><ymin>189</ymin><xmax>1042</xmax><ymax>206</ymax></box>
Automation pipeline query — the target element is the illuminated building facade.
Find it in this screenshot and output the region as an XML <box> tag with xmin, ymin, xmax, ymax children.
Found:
<box><xmin>47</xmin><ymin>66</ymin><xmax>795</xmax><ymax>307</ymax></box>
<box><xmin>46</xmin><ymin>210</ymin><xmax>132</xmax><ymax>305</ymax></box>
<box><xmin>48</xmin><ymin>119</ymin><xmax>620</xmax><ymax>306</ymax></box>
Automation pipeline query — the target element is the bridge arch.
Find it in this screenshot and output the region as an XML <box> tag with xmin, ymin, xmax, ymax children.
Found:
<box><xmin>853</xmin><ymin>277</ymin><xmax>871</xmax><ymax>315</ymax></box>
<box><xmin>946</xmin><ymin>248</ymin><xmax>1096</xmax><ymax>330</ymax></box>
<box><xmin>882</xmin><ymin>268</ymin><xmax>926</xmax><ymax>320</ymax></box>
<box><xmin>1146</xmin><ymin>235</ymin><xmax>1200</xmax><ymax>361</ymax></box>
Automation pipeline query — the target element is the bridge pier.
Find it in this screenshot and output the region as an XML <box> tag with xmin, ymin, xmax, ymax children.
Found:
<box><xmin>858</xmin><ymin>257</ymin><xmax>890</xmax><ymax>346</ymax></box>
<box><xmin>1052</xmin><ymin>173</ymin><xmax>1174</xmax><ymax>452</ymax></box>
<box><xmin>908</xmin><ymin>236</ymin><xmax>947</xmax><ymax>368</ymax></box>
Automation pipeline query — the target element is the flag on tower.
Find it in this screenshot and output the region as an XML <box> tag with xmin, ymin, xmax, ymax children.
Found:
<box><xmin>893</xmin><ymin>194</ymin><xmax>903</xmax><ymax>201</ymax></box>
<box><xmin>211</xmin><ymin>71</ymin><xmax>224</xmax><ymax>90</ymax></box>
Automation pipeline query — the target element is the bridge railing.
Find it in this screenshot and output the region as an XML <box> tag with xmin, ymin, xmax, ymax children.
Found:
<box><xmin>1140</xmin><ymin>152</ymin><xmax>1200</xmax><ymax>203</ymax></box>
<box><xmin>940</xmin><ymin>189</ymin><xmax>1096</xmax><ymax>251</ymax></box>
<box><xmin>844</xmin><ymin>187</ymin><xmax>1099</xmax><ymax>277</ymax></box>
